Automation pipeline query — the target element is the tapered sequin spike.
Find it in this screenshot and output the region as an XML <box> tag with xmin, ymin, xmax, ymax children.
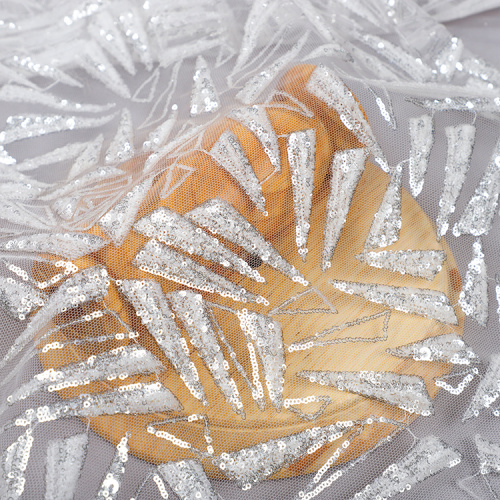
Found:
<box><xmin>305</xmin><ymin>64</ymin><xmax>388</xmax><ymax>172</ymax></box>
<box><xmin>330</xmin><ymin>280</ymin><xmax>458</xmax><ymax>325</ymax></box>
<box><xmin>95</xmin><ymin>434</ymin><xmax>130</xmax><ymax>500</ymax></box>
<box><xmin>213</xmin><ymin>423</ymin><xmax>342</xmax><ymax>489</ymax></box>
<box><xmin>463</xmin><ymin>354</ymin><xmax>500</xmax><ymax>421</ymax></box>
<box><xmin>453</xmin><ymin>138</ymin><xmax>500</xmax><ymax>237</ymax></box>
<box><xmin>209</xmin><ymin>130</ymin><xmax>265</xmax><ymax>212</ymax></box>
<box><xmin>133</xmin><ymin>239</ymin><xmax>265</xmax><ymax>304</ymax></box>
<box><xmin>7</xmin><ymin>344</ymin><xmax>163</xmax><ymax>406</ymax></box>
<box><xmin>322</xmin><ymin>148</ymin><xmax>368</xmax><ymax>270</ymax></box>
<box><xmin>118</xmin><ymin>279</ymin><xmax>206</xmax><ymax>403</ymax></box>
<box><xmin>298</xmin><ymin>370</ymin><xmax>433</xmax><ymax>415</ymax></box>
<box><xmin>105</xmin><ymin>108</ymin><xmax>134</xmax><ymax>164</ymax></box>
<box><xmin>167</xmin><ymin>290</ymin><xmax>244</xmax><ymax>417</ymax></box>
<box><xmin>237</xmin><ymin>310</ymin><xmax>285</xmax><ymax>410</ymax></box>
<box><xmin>287</xmin><ymin>129</ymin><xmax>317</xmax><ymax>261</ymax></box>
<box><xmin>185</xmin><ymin>198</ymin><xmax>307</xmax><ymax>285</ymax></box>
<box><xmin>475</xmin><ymin>435</ymin><xmax>500</xmax><ymax>475</ymax></box>
<box><xmin>0</xmin><ymin>232</ymin><xmax>108</xmax><ymax>260</ymax></box>
<box><xmin>0</xmin><ymin>429</ymin><xmax>34</xmax><ymax>500</ymax></box>
<box><xmin>0</xmin><ymin>265</ymin><xmax>110</xmax><ymax>373</ymax></box>
<box><xmin>135</xmin><ymin>206</ymin><xmax>263</xmax><ymax>282</ymax></box>
<box><xmin>459</xmin><ymin>239</ymin><xmax>488</xmax><ymax>326</ymax></box>
<box><xmin>349</xmin><ymin>436</ymin><xmax>461</xmax><ymax>500</ymax></box>
<box><xmin>355</xmin><ymin>250</ymin><xmax>445</xmax><ymax>281</ymax></box>
<box><xmin>436</xmin><ymin>124</ymin><xmax>476</xmax><ymax>239</ymax></box>
<box><xmin>158</xmin><ymin>460</ymin><xmax>218</xmax><ymax>500</ymax></box>
<box><xmin>408</xmin><ymin>115</ymin><xmax>434</xmax><ymax>198</ymax></box>
<box><xmin>117</xmin><ymin>9</ymin><xmax>153</xmax><ymax>70</ymax></box>
<box><xmin>0</xmin><ymin>277</ymin><xmax>45</xmax><ymax>320</ymax></box>
<box><xmin>364</xmin><ymin>163</ymin><xmax>403</xmax><ymax>250</ymax></box>
<box><xmin>45</xmin><ymin>433</ymin><xmax>88</xmax><ymax>500</ymax></box>
<box><xmin>388</xmin><ymin>333</ymin><xmax>479</xmax><ymax>365</ymax></box>
<box><xmin>98</xmin><ymin>177</ymin><xmax>153</xmax><ymax>247</ymax></box>
<box><xmin>190</xmin><ymin>56</ymin><xmax>220</xmax><ymax>116</ymax></box>
<box><xmin>67</xmin><ymin>135</ymin><xmax>104</xmax><ymax>180</ymax></box>
<box><xmin>228</xmin><ymin>106</ymin><xmax>281</xmax><ymax>171</ymax></box>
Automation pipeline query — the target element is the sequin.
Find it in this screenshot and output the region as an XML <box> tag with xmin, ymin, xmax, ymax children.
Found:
<box><xmin>462</xmin><ymin>57</ymin><xmax>500</xmax><ymax>88</ymax></box>
<box><xmin>95</xmin><ymin>433</ymin><xmax>129</xmax><ymax>499</ymax></box>
<box><xmin>436</xmin><ymin>124</ymin><xmax>476</xmax><ymax>239</ymax></box>
<box><xmin>104</xmin><ymin>108</ymin><xmax>135</xmax><ymax>164</ymax></box>
<box><xmin>434</xmin><ymin>36</ymin><xmax>464</xmax><ymax>81</ymax></box>
<box><xmin>190</xmin><ymin>55</ymin><xmax>220</xmax><ymax>116</ymax></box>
<box><xmin>142</xmin><ymin>112</ymin><xmax>176</xmax><ymax>152</ymax></box>
<box><xmin>118</xmin><ymin>9</ymin><xmax>153</xmax><ymax>70</ymax></box>
<box><xmin>330</xmin><ymin>280</ymin><xmax>458</xmax><ymax>324</ymax></box>
<box><xmin>355</xmin><ymin>249</ymin><xmax>445</xmax><ymax>281</ymax></box>
<box><xmin>408</xmin><ymin>115</ymin><xmax>434</xmax><ymax>198</ymax></box>
<box><xmin>0</xmin><ymin>277</ymin><xmax>45</xmax><ymax>320</ymax></box>
<box><xmin>67</xmin><ymin>135</ymin><xmax>104</xmax><ymax>179</ymax></box>
<box><xmin>409</xmin><ymin>95</ymin><xmax>500</xmax><ymax>113</ymax></box>
<box><xmin>322</xmin><ymin>148</ymin><xmax>368</xmax><ymax>270</ymax></box>
<box><xmin>475</xmin><ymin>435</ymin><xmax>500</xmax><ymax>475</ymax></box>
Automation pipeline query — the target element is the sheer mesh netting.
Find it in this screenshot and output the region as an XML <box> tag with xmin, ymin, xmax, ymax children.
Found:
<box><xmin>0</xmin><ymin>0</ymin><xmax>499</xmax><ymax>498</ymax></box>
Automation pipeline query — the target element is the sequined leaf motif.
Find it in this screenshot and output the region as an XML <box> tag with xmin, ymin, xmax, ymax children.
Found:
<box><xmin>387</xmin><ymin>333</ymin><xmax>479</xmax><ymax>365</ymax></box>
<box><xmin>330</xmin><ymin>280</ymin><xmax>458</xmax><ymax>325</ymax></box>
<box><xmin>167</xmin><ymin>290</ymin><xmax>244</xmax><ymax>417</ymax></box>
<box><xmin>475</xmin><ymin>435</ymin><xmax>500</xmax><ymax>475</ymax></box>
<box><xmin>463</xmin><ymin>354</ymin><xmax>500</xmax><ymax>421</ymax></box>
<box><xmin>0</xmin><ymin>113</ymin><xmax>116</xmax><ymax>146</ymax></box>
<box><xmin>0</xmin><ymin>232</ymin><xmax>108</xmax><ymax>260</ymax></box>
<box><xmin>305</xmin><ymin>64</ymin><xmax>387</xmax><ymax>172</ymax></box>
<box><xmin>364</xmin><ymin>163</ymin><xmax>403</xmax><ymax>250</ymax></box>
<box><xmin>185</xmin><ymin>198</ymin><xmax>307</xmax><ymax>285</ymax></box>
<box><xmin>348</xmin><ymin>436</ymin><xmax>461</xmax><ymax>500</ymax></box>
<box><xmin>67</xmin><ymin>135</ymin><xmax>104</xmax><ymax>180</ymax></box>
<box><xmin>142</xmin><ymin>112</ymin><xmax>177</xmax><ymax>152</ymax></box>
<box><xmin>408</xmin><ymin>115</ymin><xmax>434</xmax><ymax>198</ymax></box>
<box><xmin>209</xmin><ymin>129</ymin><xmax>265</xmax><ymax>212</ymax></box>
<box><xmin>298</xmin><ymin>370</ymin><xmax>433</xmax><ymax>415</ymax></box>
<box><xmin>133</xmin><ymin>239</ymin><xmax>264</xmax><ymax>304</ymax></box>
<box><xmin>135</xmin><ymin>206</ymin><xmax>263</xmax><ymax>282</ymax></box>
<box><xmin>45</xmin><ymin>433</ymin><xmax>88</xmax><ymax>500</ymax></box>
<box><xmin>269</xmin><ymin>288</ymin><xmax>337</xmax><ymax>315</ymax></box>
<box><xmin>213</xmin><ymin>423</ymin><xmax>340</xmax><ymax>489</ymax></box>
<box><xmin>435</xmin><ymin>36</ymin><xmax>464</xmax><ymax>81</ymax></box>
<box><xmin>463</xmin><ymin>57</ymin><xmax>500</xmax><ymax>88</ymax></box>
<box><xmin>228</xmin><ymin>106</ymin><xmax>281</xmax><ymax>171</ymax></box>
<box><xmin>0</xmin><ymin>429</ymin><xmax>34</xmax><ymax>500</ymax></box>
<box><xmin>118</xmin><ymin>279</ymin><xmax>207</xmax><ymax>403</ymax></box>
<box><xmin>355</xmin><ymin>249</ymin><xmax>445</xmax><ymax>281</ymax></box>
<box><xmin>287</xmin><ymin>128</ymin><xmax>317</xmax><ymax>261</ymax></box>
<box><xmin>158</xmin><ymin>460</ymin><xmax>218</xmax><ymax>500</ymax></box>
<box><xmin>7</xmin><ymin>344</ymin><xmax>163</xmax><ymax>406</ymax></box>
<box><xmin>453</xmin><ymin>138</ymin><xmax>500</xmax><ymax>237</ymax></box>
<box><xmin>237</xmin><ymin>310</ymin><xmax>285</xmax><ymax>410</ymax></box>
<box><xmin>459</xmin><ymin>239</ymin><xmax>488</xmax><ymax>326</ymax></box>
<box><xmin>322</xmin><ymin>148</ymin><xmax>368</xmax><ymax>270</ymax></box>
<box><xmin>95</xmin><ymin>434</ymin><xmax>129</xmax><ymax>500</ymax></box>
<box><xmin>190</xmin><ymin>55</ymin><xmax>220</xmax><ymax>116</ymax></box>
<box><xmin>436</xmin><ymin>124</ymin><xmax>476</xmax><ymax>239</ymax></box>
<box><xmin>105</xmin><ymin>108</ymin><xmax>134</xmax><ymax>164</ymax></box>
<box><xmin>98</xmin><ymin>177</ymin><xmax>153</xmax><ymax>247</ymax></box>
<box><xmin>408</xmin><ymin>96</ymin><xmax>500</xmax><ymax>113</ymax></box>
<box><xmin>117</xmin><ymin>9</ymin><xmax>153</xmax><ymax>70</ymax></box>
<box><xmin>0</xmin><ymin>277</ymin><xmax>45</xmax><ymax>320</ymax></box>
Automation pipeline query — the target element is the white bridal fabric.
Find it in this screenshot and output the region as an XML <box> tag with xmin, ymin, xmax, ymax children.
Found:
<box><xmin>0</xmin><ymin>1</ymin><xmax>500</xmax><ymax>499</ymax></box>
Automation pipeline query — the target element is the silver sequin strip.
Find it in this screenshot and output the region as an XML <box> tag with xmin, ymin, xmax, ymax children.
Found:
<box><xmin>95</xmin><ymin>434</ymin><xmax>129</xmax><ymax>500</ymax></box>
<box><xmin>298</xmin><ymin>370</ymin><xmax>433</xmax><ymax>415</ymax></box>
<box><xmin>305</xmin><ymin>64</ymin><xmax>387</xmax><ymax>172</ymax></box>
<box><xmin>104</xmin><ymin>108</ymin><xmax>135</xmax><ymax>164</ymax></box>
<box><xmin>167</xmin><ymin>290</ymin><xmax>244</xmax><ymax>417</ymax></box>
<box><xmin>355</xmin><ymin>249</ymin><xmax>445</xmax><ymax>281</ymax></box>
<box><xmin>453</xmin><ymin>137</ymin><xmax>500</xmax><ymax>237</ymax></box>
<box><xmin>118</xmin><ymin>279</ymin><xmax>207</xmax><ymax>403</ymax></box>
<box><xmin>322</xmin><ymin>148</ymin><xmax>368</xmax><ymax>270</ymax></box>
<box><xmin>459</xmin><ymin>238</ymin><xmax>489</xmax><ymax>326</ymax></box>
<box><xmin>287</xmin><ymin>128</ymin><xmax>317</xmax><ymax>261</ymax></box>
<box><xmin>408</xmin><ymin>96</ymin><xmax>500</xmax><ymax>113</ymax></box>
<box><xmin>158</xmin><ymin>460</ymin><xmax>218</xmax><ymax>500</ymax></box>
<box><xmin>0</xmin><ymin>277</ymin><xmax>45</xmax><ymax>320</ymax></box>
<box><xmin>330</xmin><ymin>280</ymin><xmax>458</xmax><ymax>325</ymax></box>
<box><xmin>349</xmin><ymin>436</ymin><xmax>461</xmax><ymax>500</ymax></box>
<box><xmin>135</xmin><ymin>206</ymin><xmax>263</xmax><ymax>283</ymax></box>
<box><xmin>185</xmin><ymin>198</ymin><xmax>307</xmax><ymax>285</ymax></box>
<box><xmin>436</xmin><ymin>124</ymin><xmax>476</xmax><ymax>240</ymax></box>
<box><xmin>133</xmin><ymin>239</ymin><xmax>264</xmax><ymax>303</ymax></box>
<box><xmin>408</xmin><ymin>115</ymin><xmax>434</xmax><ymax>198</ymax></box>
<box><xmin>463</xmin><ymin>353</ymin><xmax>500</xmax><ymax>421</ymax></box>
<box><xmin>475</xmin><ymin>435</ymin><xmax>500</xmax><ymax>475</ymax></box>
<box><xmin>228</xmin><ymin>106</ymin><xmax>281</xmax><ymax>172</ymax></box>
<box><xmin>118</xmin><ymin>9</ymin><xmax>153</xmax><ymax>70</ymax></box>
<box><xmin>387</xmin><ymin>333</ymin><xmax>479</xmax><ymax>365</ymax></box>
<box><xmin>45</xmin><ymin>433</ymin><xmax>88</xmax><ymax>500</ymax></box>
<box><xmin>210</xmin><ymin>129</ymin><xmax>265</xmax><ymax>212</ymax></box>
<box><xmin>435</xmin><ymin>37</ymin><xmax>464</xmax><ymax>81</ymax></box>
<box><xmin>364</xmin><ymin>163</ymin><xmax>403</xmax><ymax>250</ymax></box>
<box><xmin>98</xmin><ymin>177</ymin><xmax>153</xmax><ymax>247</ymax></box>
<box><xmin>190</xmin><ymin>55</ymin><xmax>220</xmax><ymax>116</ymax></box>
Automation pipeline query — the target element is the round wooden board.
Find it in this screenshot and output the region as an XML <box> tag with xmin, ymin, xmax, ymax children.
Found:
<box><xmin>38</xmin><ymin>160</ymin><xmax>463</xmax><ymax>481</ymax></box>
